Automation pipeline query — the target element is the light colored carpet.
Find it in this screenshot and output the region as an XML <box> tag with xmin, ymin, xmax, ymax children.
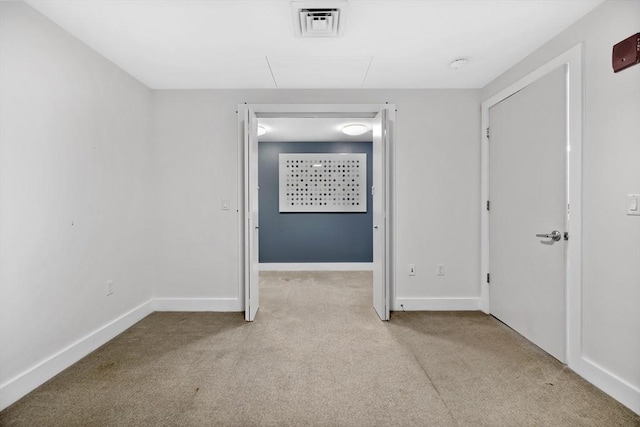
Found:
<box><xmin>1</xmin><ymin>271</ymin><xmax>638</xmax><ymax>426</ymax></box>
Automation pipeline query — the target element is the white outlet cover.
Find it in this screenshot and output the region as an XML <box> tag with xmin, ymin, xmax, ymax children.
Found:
<box><xmin>408</xmin><ymin>264</ymin><xmax>416</xmax><ymax>276</ymax></box>
<box><xmin>628</xmin><ymin>194</ymin><xmax>640</xmax><ymax>216</ymax></box>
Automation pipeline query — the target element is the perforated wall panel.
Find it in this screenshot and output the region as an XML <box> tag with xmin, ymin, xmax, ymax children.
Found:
<box><xmin>279</xmin><ymin>153</ymin><xmax>367</xmax><ymax>212</ymax></box>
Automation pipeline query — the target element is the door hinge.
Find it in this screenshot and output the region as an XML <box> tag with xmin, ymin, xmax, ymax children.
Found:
<box><xmin>487</xmin><ymin>273</ymin><xmax>490</xmax><ymax>284</ymax></box>
<box><xmin>486</xmin><ymin>200</ymin><xmax>490</xmax><ymax>211</ymax></box>
<box><xmin>486</xmin><ymin>127</ymin><xmax>490</xmax><ymax>138</ymax></box>
<box><xmin>564</xmin><ymin>232</ymin><xmax>569</xmax><ymax>241</ymax></box>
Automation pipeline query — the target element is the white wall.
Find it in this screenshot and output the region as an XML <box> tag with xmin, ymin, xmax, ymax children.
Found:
<box><xmin>151</xmin><ymin>90</ymin><xmax>481</xmax><ymax>310</ymax></box>
<box><xmin>0</xmin><ymin>2</ymin><xmax>154</xmax><ymax>408</ymax></box>
<box><xmin>482</xmin><ymin>0</ymin><xmax>640</xmax><ymax>413</ymax></box>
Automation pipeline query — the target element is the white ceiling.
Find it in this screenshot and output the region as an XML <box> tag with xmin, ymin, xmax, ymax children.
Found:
<box><xmin>25</xmin><ymin>0</ymin><xmax>604</xmax><ymax>89</ymax></box>
<box><xmin>258</xmin><ymin>117</ymin><xmax>374</xmax><ymax>142</ymax></box>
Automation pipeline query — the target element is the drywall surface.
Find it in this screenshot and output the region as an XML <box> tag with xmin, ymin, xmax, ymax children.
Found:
<box><xmin>259</xmin><ymin>141</ymin><xmax>373</xmax><ymax>263</ymax></box>
<box><xmin>151</xmin><ymin>89</ymin><xmax>480</xmax><ymax>303</ymax></box>
<box><xmin>0</xmin><ymin>1</ymin><xmax>153</xmax><ymax>405</ymax></box>
<box><xmin>482</xmin><ymin>0</ymin><xmax>640</xmax><ymax>411</ymax></box>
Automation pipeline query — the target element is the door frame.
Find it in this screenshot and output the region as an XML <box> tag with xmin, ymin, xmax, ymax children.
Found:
<box><xmin>480</xmin><ymin>44</ymin><xmax>583</xmax><ymax>365</ymax></box>
<box><xmin>237</xmin><ymin>103</ymin><xmax>396</xmax><ymax>320</ymax></box>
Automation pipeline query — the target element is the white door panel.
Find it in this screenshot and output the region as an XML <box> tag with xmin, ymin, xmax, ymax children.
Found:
<box><xmin>244</xmin><ymin>109</ymin><xmax>259</xmax><ymax>321</ymax></box>
<box><xmin>489</xmin><ymin>66</ymin><xmax>567</xmax><ymax>361</ymax></box>
<box><xmin>372</xmin><ymin>109</ymin><xmax>389</xmax><ymax>321</ymax></box>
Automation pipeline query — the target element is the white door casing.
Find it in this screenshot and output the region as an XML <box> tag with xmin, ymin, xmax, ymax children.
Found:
<box><xmin>488</xmin><ymin>65</ymin><xmax>567</xmax><ymax>362</ymax></box>
<box><xmin>238</xmin><ymin>104</ymin><xmax>394</xmax><ymax>322</ymax></box>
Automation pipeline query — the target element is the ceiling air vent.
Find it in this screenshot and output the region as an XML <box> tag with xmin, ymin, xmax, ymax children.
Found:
<box><xmin>291</xmin><ymin>1</ymin><xmax>347</xmax><ymax>37</ymax></box>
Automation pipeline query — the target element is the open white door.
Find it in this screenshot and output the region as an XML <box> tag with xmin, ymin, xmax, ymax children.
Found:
<box><xmin>372</xmin><ymin>109</ymin><xmax>390</xmax><ymax>321</ymax></box>
<box><xmin>244</xmin><ymin>109</ymin><xmax>259</xmax><ymax>321</ymax></box>
<box><xmin>488</xmin><ymin>66</ymin><xmax>567</xmax><ymax>361</ymax></box>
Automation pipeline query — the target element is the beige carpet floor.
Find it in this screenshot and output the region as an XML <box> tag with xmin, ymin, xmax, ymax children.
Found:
<box><xmin>1</xmin><ymin>271</ymin><xmax>638</xmax><ymax>426</ymax></box>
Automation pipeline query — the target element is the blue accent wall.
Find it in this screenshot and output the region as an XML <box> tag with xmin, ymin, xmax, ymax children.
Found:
<box><xmin>259</xmin><ymin>141</ymin><xmax>373</xmax><ymax>263</ymax></box>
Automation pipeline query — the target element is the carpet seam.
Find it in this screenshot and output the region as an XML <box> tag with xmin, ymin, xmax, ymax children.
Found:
<box><xmin>399</xmin><ymin>336</ymin><xmax>461</xmax><ymax>426</ymax></box>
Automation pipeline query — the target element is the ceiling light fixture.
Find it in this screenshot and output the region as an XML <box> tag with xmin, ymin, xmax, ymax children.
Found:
<box><xmin>257</xmin><ymin>125</ymin><xmax>267</xmax><ymax>136</ymax></box>
<box><xmin>450</xmin><ymin>58</ymin><xmax>468</xmax><ymax>70</ymax></box>
<box><xmin>341</xmin><ymin>124</ymin><xmax>368</xmax><ymax>136</ymax></box>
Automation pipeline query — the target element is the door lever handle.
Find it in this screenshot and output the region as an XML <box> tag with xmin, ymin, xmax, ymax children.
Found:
<box><xmin>536</xmin><ymin>230</ymin><xmax>561</xmax><ymax>241</ymax></box>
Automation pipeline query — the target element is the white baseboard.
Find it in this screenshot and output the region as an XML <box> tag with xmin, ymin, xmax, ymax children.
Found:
<box><xmin>393</xmin><ymin>297</ymin><xmax>480</xmax><ymax>311</ymax></box>
<box><xmin>571</xmin><ymin>356</ymin><xmax>640</xmax><ymax>415</ymax></box>
<box><xmin>4</xmin><ymin>296</ymin><xmax>636</xmax><ymax>417</ymax></box>
<box><xmin>259</xmin><ymin>263</ymin><xmax>373</xmax><ymax>271</ymax></box>
<box><xmin>0</xmin><ymin>299</ymin><xmax>154</xmax><ymax>411</ymax></box>
<box><xmin>153</xmin><ymin>297</ymin><xmax>242</xmax><ymax>312</ymax></box>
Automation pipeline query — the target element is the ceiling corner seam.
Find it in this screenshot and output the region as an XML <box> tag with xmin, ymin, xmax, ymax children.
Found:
<box><xmin>361</xmin><ymin>57</ymin><xmax>374</xmax><ymax>88</ymax></box>
<box><xmin>265</xmin><ymin>56</ymin><xmax>278</xmax><ymax>88</ymax></box>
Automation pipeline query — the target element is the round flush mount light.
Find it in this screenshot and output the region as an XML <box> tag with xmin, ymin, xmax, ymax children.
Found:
<box><xmin>257</xmin><ymin>125</ymin><xmax>267</xmax><ymax>136</ymax></box>
<box><xmin>450</xmin><ymin>58</ymin><xmax>468</xmax><ymax>70</ymax></box>
<box><xmin>341</xmin><ymin>124</ymin><xmax>369</xmax><ymax>136</ymax></box>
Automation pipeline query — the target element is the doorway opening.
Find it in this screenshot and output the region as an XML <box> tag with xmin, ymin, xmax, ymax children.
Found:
<box><xmin>257</xmin><ymin>118</ymin><xmax>374</xmax><ymax>268</ymax></box>
<box><xmin>238</xmin><ymin>104</ymin><xmax>395</xmax><ymax>322</ymax></box>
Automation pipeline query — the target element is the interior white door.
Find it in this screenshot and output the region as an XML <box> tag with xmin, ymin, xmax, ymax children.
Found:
<box><xmin>489</xmin><ymin>66</ymin><xmax>567</xmax><ymax>361</ymax></box>
<box><xmin>244</xmin><ymin>109</ymin><xmax>259</xmax><ymax>321</ymax></box>
<box><xmin>372</xmin><ymin>109</ymin><xmax>389</xmax><ymax>321</ymax></box>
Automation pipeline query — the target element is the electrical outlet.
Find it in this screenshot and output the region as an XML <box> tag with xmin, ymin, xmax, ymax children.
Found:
<box><xmin>437</xmin><ymin>264</ymin><xmax>445</xmax><ymax>276</ymax></box>
<box><xmin>408</xmin><ymin>264</ymin><xmax>416</xmax><ymax>276</ymax></box>
<box><xmin>106</xmin><ymin>279</ymin><xmax>114</xmax><ymax>296</ymax></box>
<box><xmin>628</xmin><ymin>194</ymin><xmax>640</xmax><ymax>216</ymax></box>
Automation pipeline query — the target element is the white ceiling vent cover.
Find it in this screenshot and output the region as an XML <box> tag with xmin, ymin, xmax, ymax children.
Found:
<box><xmin>291</xmin><ymin>1</ymin><xmax>347</xmax><ymax>37</ymax></box>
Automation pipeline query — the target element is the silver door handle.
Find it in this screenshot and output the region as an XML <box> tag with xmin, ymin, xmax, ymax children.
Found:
<box><xmin>536</xmin><ymin>230</ymin><xmax>561</xmax><ymax>241</ymax></box>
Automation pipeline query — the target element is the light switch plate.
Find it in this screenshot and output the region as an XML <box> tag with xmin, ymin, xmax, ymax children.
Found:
<box><xmin>628</xmin><ymin>194</ymin><xmax>640</xmax><ymax>216</ymax></box>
